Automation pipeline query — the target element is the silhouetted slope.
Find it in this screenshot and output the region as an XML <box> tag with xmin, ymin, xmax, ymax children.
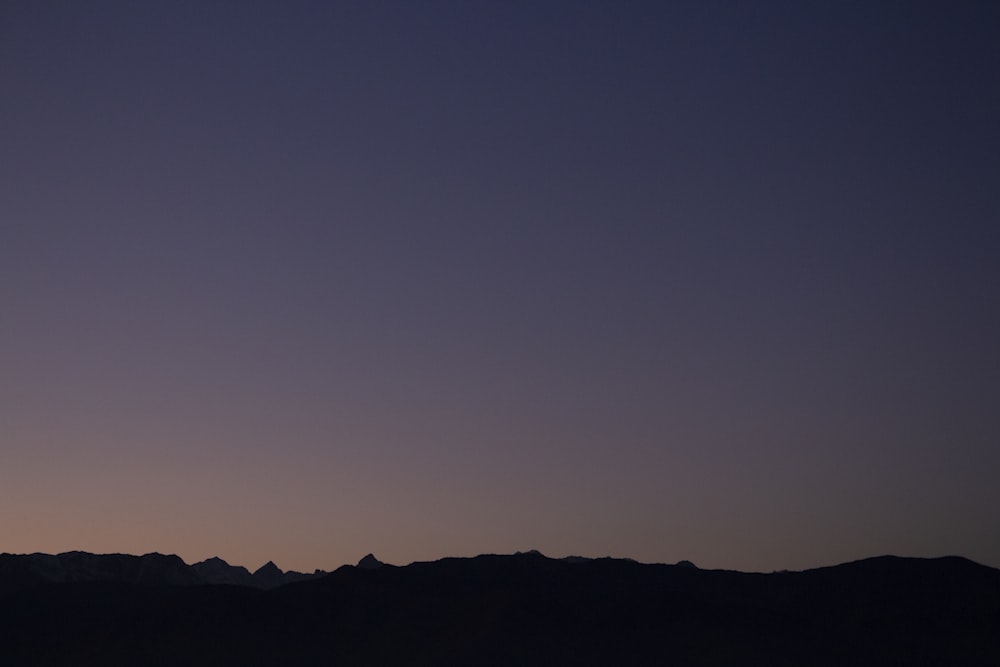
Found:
<box><xmin>1</xmin><ymin>551</ymin><xmax>997</xmax><ymax>666</ymax></box>
<box><xmin>356</xmin><ymin>553</ymin><xmax>386</xmax><ymax>570</ymax></box>
<box><xmin>0</xmin><ymin>551</ymin><xmax>200</xmax><ymax>592</ymax></box>
<box><xmin>276</xmin><ymin>552</ymin><xmax>1000</xmax><ymax>665</ymax></box>
<box><xmin>251</xmin><ymin>561</ymin><xmax>285</xmax><ymax>589</ymax></box>
<box><xmin>192</xmin><ymin>556</ymin><xmax>255</xmax><ymax>587</ymax></box>
<box><xmin>0</xmin><ymin>552</ymin><xmax>326</xmax><ymax>592</ymax></box>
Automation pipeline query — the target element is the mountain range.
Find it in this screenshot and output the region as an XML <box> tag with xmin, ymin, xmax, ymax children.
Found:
<box><xmin>1</xmin><ymin>549</ymin><xmax>997</xmax><ymax>665</ymax></box>
<box><xmin>0</xmin><ymin>551</ymin><xmax>328</xmax><ymax>592</ymax></box>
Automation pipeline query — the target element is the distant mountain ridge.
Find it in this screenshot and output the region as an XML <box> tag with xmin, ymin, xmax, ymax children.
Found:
<box><xmin>1</xmin><ymin>549</ymin><xmax>997</xmax><ymax>665</ymax></box>
<box><xmin>0</xmin><ymin>549</ymin><xmax>688</xmax><ymax>592</ymax></box>
<box><xmin>0</xmin><ymin>551</ymin><xmax>329</xmax><ymax>591</ymax></box>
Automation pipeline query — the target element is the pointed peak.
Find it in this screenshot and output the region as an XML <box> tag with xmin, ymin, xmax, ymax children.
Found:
<box><xmin>357</xmin><ymin>553</ymin><xmax>385</xmax><ymax>570</ymax></box>
<box><xmin>254</xmin><ymin>561</ymin><xmax>282</xmax><ymax>576</ymax></box>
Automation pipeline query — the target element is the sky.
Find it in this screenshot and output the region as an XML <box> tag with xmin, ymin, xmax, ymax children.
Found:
<box><xmin>2</xmin><ymin>1</ymin><xmax>998</xmax><ymax>574</ymax></box>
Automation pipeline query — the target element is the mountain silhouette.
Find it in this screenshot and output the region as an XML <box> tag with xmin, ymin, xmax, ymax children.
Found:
<box><xmin>192</xmin><ymin>556</ymin><xmax>256</xmax><ymax>587</ymax></box>
<box><xmin>251</xmin><ymin>560</ymin><xmax>284</xmax><ymax>589</ymax></box>
<box><xmin>0</xmin><ymin>551</ymin><xmax>201</xmax><ymax>592</ymax></box>
<box><xmin>1</xmin><ymin>550</ymin><xmax>997</xmax><ymax>665</ymax></box>
<box><xmin>0</xmin><ymin>551</ymin><xmax>326</xmax><ymax>593</ymax></box>
<box><xmin>356</xmin><ymin>553</ymin><xmax>386</xmax><ymax>570</ymax></box>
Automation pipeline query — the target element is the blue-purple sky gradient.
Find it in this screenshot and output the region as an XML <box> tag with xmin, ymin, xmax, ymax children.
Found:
<box><xmin>2</xmin><ymin>1</ymin><xmax>998</xmax><ymax>572</ymax></box>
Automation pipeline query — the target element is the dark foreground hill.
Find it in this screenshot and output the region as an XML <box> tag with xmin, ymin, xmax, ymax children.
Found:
<box><xmin>1</xmin><ymin>551</ymin><xmax>998</xmax><ymax>666</ymax></box>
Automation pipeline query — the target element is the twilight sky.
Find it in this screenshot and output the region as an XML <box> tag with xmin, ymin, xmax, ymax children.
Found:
<box><xmin>2</xmin><ymin>1</ymin><xmax>998</xmax><ymax>573</ymax></box>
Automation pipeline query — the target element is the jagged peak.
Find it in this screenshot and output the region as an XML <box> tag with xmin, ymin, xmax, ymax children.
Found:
<box><xmin>357</xmin><ymin>554</ymin><xmax>385</xmax><ymax>570</ymax></box>
<box><xmin>253</xmin><ymin>561</ymin><xmax>282</xmax><ymax>576</ymax></box>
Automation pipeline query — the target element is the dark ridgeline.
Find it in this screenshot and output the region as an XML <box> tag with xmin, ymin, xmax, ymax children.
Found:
<box><xmin>0</xmin><ymin>552</ymin><xmax>327</xmax><ymax>593</ymax></box>
<box><xmin>1</xmin><ymin>550</ymin><xmax>998</xmax><ymax>666</ymax></box>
